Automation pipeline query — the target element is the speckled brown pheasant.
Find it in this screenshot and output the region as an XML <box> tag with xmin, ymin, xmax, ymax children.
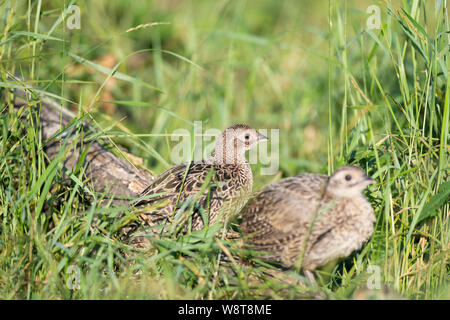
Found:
<box><xmin>134</xmin><ymin>124</ymin><xmax>268</xmax><ymax>233</ymax></box>
<box><xmin>241</xmin><ymin>166</ymin><xmax>376</xmax><ymax>271</ymax></box>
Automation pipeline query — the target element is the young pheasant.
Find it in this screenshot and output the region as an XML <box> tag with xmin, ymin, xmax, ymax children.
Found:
<box><xmin>134</xmin><ymin>124</ymin><xmax>268</xmax><ymax>233</ymax></box>
<box><xmin>241</xmin><ymin>166</ymin><xmax>376</xmax><ymax>271</ymax></box>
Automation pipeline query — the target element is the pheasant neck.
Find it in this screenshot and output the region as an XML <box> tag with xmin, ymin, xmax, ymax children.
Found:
<box><xmin>212</xmin><ymin>134</ymin><xmax>247</xmax><ymax>165</ymax></box>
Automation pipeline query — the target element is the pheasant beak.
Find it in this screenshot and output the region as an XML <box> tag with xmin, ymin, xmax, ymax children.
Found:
<box><xmin>257</xmin><ymin>132</ymin><xmax>269</xmax><ymax>142</ymax></box>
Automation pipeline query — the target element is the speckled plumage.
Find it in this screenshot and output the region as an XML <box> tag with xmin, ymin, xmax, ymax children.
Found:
<box><xmin>241</xmin><ymin>166</ymin><xmax>376</xmax><ymax>270</ymax></box>
<box><xmin>134</xmin><ymin>124</ymin><xmax>268</xmax><ymax>232</ymax></box>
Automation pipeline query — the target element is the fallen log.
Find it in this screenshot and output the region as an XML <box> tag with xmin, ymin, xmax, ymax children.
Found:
<box><xmin>8</xmin><ymin>86</ymin><xmax>154</xmax><ymax>207</ymax></box>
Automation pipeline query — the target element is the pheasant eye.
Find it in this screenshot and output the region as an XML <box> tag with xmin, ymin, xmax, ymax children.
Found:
<box><xmin>345</xmin><ymin>175</ymin><xmax>352</xmax><ymax>181</ymax></box>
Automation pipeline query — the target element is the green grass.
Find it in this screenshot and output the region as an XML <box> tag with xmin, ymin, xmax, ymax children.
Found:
<box><xmin>0</xmin><ymin>0</ymin><xmax>449</xmax><ymax>299</ymax></box>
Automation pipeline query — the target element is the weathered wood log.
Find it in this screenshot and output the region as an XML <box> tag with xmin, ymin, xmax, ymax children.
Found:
<box><xmin>9</xmin><ymin>87</ymin><xmax>154</xmax><ymax>206</ymax></box>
